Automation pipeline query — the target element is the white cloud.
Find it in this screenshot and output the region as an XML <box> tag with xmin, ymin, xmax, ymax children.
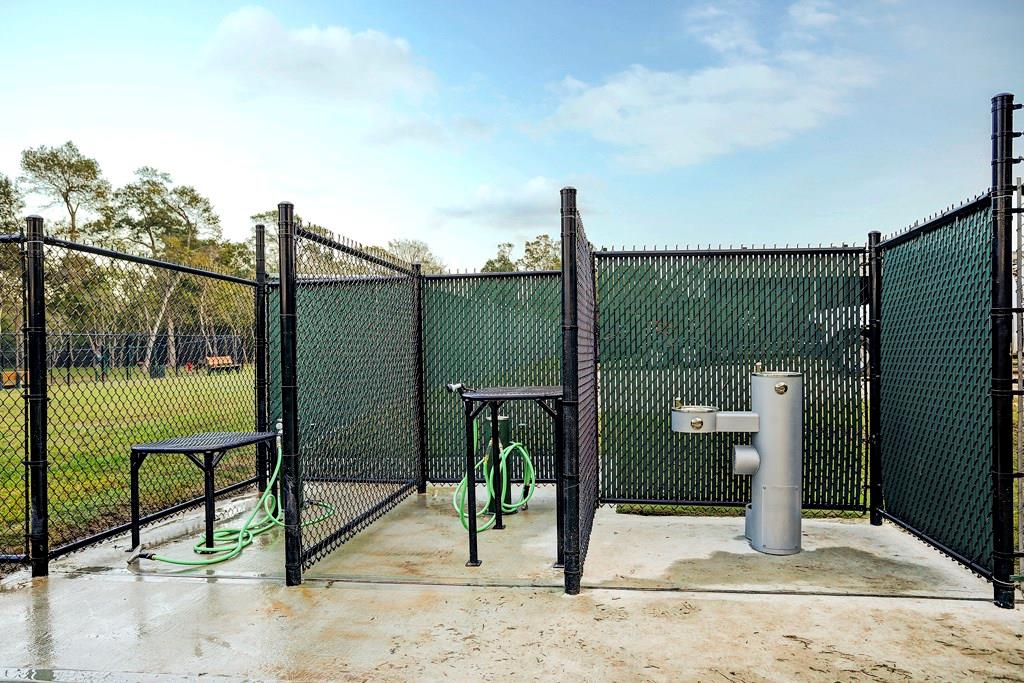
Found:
<box><xmin>549</xmin><ymin>2</ymin><xmax>873</xmax><ymax>170</ymax></box>
<box><xmin>788</xmin><ymin>0</ymin><xmax>840</xmax><ymax>29</ymax></box>
<box><xmin>686</xmin><ymin>3</ymin><xmax>766</xmax><ymax>57</ymax></box>
<box><xmin>204</xmin><ymin>6</ymin><xmax>434</xmax><ymax>101</ymax></box>
<box><xmin>437</xmin><ymin>176</ymin><xmax>561</xmax><ymax>235</ymax></box>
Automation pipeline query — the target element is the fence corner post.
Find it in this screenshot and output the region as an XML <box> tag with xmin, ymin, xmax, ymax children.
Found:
<box><xmin>277</xmin><ymin>202</ymin><xmax>302</xmax><ymax>586</ymax></box>
<box><xmin>412</xmin><ymin>262</ymin><xmax>427</xmax><ymax>493</ymax></box>
<box><xmin>560</xmin><ymin>186</ymin><xmax>582</xmax><ymax>595</ymax></box>
<box><xmin>255</xmin><ymin>223</ymin><xmax>269</xmax><ymax>492</ymax></box>
<box><xmin>990</xmin><ymin>92</ymin><xmax>1017</xmax><ymax>609</ymax></box>
<box><xmin>867</xmin><ymin>230</ymin><xmax>883</xmax><ymax>526</ymax></box>
<box><xmin>25</xmin><ymin>215</ymin><xmax>48</xmax><ymax>577</ymax></box>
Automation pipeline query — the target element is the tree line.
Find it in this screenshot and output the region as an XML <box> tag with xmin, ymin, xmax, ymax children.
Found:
<box><xmin>0</xmin><ymin>141</ymin><xmax>560</xmax><ymax>374</ymax></box>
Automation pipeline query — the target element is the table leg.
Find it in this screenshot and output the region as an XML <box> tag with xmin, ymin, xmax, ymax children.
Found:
<box><xmin>203</xmin><ymin>452</ymin><xmax>216</xmax><ymax>550</ymax></box>
<box><xmin>130</xmin><ymin>452</ymin><xmax>142</xmax><ymax>550</ymax></box>
<box><xmin>554</xmin><ymin>399</ymin><xmax>565</xmax><ymax>568</ymax></box>
<box><xmin>490</xmin><ymin>402</ymin><xmax>504</xmax><ymax>530</ymax></box>
<box><xmin>464</xmin><ymin>401</ymin><xmax>480</xmax><ymax>566</ymax></box>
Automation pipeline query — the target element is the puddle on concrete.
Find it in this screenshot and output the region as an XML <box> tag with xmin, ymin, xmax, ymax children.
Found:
<box><xmin>595</xmin><ymin>545</ymin><xmax>955</xmax><ymax>594</ymax></box>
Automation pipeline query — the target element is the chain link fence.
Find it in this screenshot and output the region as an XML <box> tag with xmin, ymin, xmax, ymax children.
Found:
<box><xmin>595</xmin><ymin>247</ymin><xmax>867</xmax><ymax>516</ymax></box>
<box><xmin>41</xmin><ymin>239</ymin><xmax>259</xmax><ymax>554</ymax></box>
<box><xmin>422</xmin><ymin>272</ymin><xmax>561</xmax><ymax>483</ymax></box>
<box><xmin>0</xmin><ymin>236</ymin><xmax>27</xmax><ymax>568</ymax></box>
<box><xmin>878</xmin><ymin>197</ymin><xmax>994</xmax><ymax>574</ymax></box>
<box><xmin>285</xmin><ymin>226</ymin><xmax>418</xmax><ymax>570</ymax></box>
<box><xmin>560</xmin><ymin>190</ymin><xmax>599</xmax><ymax>593</ymax></box>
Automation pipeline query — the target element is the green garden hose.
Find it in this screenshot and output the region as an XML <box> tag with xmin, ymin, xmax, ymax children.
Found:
<box><xmin>136</xmin><ymin>441</ymin><xmax>334</xmax><ymax>566</ymax></box>
<box><xmin>452</xmin><ymin>426</ymin><xmax>537</xmax><ymax>531</ymax></box>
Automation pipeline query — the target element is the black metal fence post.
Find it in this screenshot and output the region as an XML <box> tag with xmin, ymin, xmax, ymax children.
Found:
<box><xmin>255</xmin><ymin>223</ymin><xmax>269</xmax><ymax>492</ymax></box>
<box><xmin>412</xmin><ymin>262</ymin><xmax>427</xmax><ymax>493</ymax></box>
<box><xmin>560</xmin><ymin>186</ymin><xmax>582</xmax><ymax>595</ymax></box>
<box><xmin>990</xmin><ymin>92</ymin><xmax>1019</xmax><ymax>609</ymax></box>
<box><xmin>867</xmin><ymin>230</ymin><xmax>883</xmax><ymax>526</ymax></box>
<box><xmin>277</xmin><ymin>203</ymin><xmax>302</xmax><ymax>586</ymax></box>
<box><xmin>25</xmin><ymin>215</ymin><xmax>48</xmax><ymax>577</ymax></box>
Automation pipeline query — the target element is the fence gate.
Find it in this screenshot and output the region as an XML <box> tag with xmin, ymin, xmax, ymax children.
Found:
<box><xmin>276</xmin><ymin>205</ymin><xmax>419</xmax><ymax>584</ymax></box>
<box><xmin>560</xmin><ymin>187</ymin><xmax>599</xmax><ymax>594</ymax></box>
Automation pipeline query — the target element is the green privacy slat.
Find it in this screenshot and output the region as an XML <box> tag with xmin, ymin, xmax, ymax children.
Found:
<box><xmin>572</xmin><ymin>218</ymin><xmax>598</xmax><ymax>567</ymax></box>
<box><xmin>422</xmin><ymin>274</ymin><xmax>561</xmax><ymax>483</ymax></box>
<box><xmin>880</xmin><ymin>204</ymin><xmax>993</xmax><ymax>571</ymax></box>
<box><xmin>596</xmin><ymin>250</ymin><xmax>867</xmax><ymax>509</ymax></box>
<box><xmin>272</xmin><ymin>235</ymin><xmax>418</xmax><ymax>571</ymax></box>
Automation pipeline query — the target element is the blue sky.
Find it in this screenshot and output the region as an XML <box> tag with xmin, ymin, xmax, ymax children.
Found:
<box><xmin>1</xmin><ymin>0</ymin><xmax>1020</xmax><ymax>268</ymax></box>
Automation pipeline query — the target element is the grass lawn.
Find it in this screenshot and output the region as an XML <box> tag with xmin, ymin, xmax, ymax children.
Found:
<box><xmin>1</xmin><ymin>367</ymin><xmax>258</xmax><ymax>555</ymax></box>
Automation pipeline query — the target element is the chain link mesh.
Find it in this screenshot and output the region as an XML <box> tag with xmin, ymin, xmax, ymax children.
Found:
<box><xmin>290</xmin><ymin>229</ymin><xmax>417</xmax><ymax>569</ymax></box>
<box><xmin>422</xmin><ymin>273</ymin><xmax>561</xmax><ymax>483</ymax></box>
<box><xmin>42</xmin><ymin>240</ymin><xmax>257</xmax><ymax>553</ymax></box>
<box><xmin>595</xmin><ymin>249</ymin><xmax>867</xmax><ymax>516</ymax></box>
<box><xmin>0</xmin><ymin>238</ymin><xmax>27</xmax><ymax>568</ymax></box>
<box><xmin>879</xmin><ymin>202</ymin><xmax>993</xmax><ymax>571</ymax></box>
<box><xmin>573</xmin><ymin>217</ymin><xmax>598</xmax><ymax>566</ymax></box>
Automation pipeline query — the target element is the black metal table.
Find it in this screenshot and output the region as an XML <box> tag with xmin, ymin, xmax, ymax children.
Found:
<box><xmin>455</xmin><ymin>385</ymin><xmax>563</xmax><ymax>568</ymax></box>
<box><xmin>129</xmin><ymin>431</ymin><xmax>277</xmax><ymax>551</ymax></box>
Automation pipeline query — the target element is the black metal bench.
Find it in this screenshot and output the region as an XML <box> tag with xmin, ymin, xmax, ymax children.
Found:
<box><xmin>129</xmin><ymin>431</ymin><xmax>277</xmax><ymax>551</ymax></box>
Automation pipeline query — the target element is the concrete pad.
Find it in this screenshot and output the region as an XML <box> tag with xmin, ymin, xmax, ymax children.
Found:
<box><xmin>0</xmin><ymin>567</ymin><xmax>1020</xmax><ymax>681</ymax></box>
<box><xmin>583</xmin><ymin>512</ymin><xmax>991</xmax><ymax>599</ymax></box>
<box><xmin>0</xmin><ymin>485</ymin><xmax>1020</xmax><ymax>680</ymax></box>
<box><xmin>54</xmin><ymin>485</ymin><xmax>992</xmax><ymax>602</ymax></box>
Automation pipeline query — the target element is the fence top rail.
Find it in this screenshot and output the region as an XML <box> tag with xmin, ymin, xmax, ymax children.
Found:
<box><xmin>594</xmin><ymin>245</ymin><xmax>866</xmax><ymax>258</ymax></box>
<box><xmin>43</xmin><ymin>236</ymin><xmax>259</xmax><ymax>288</ymax></box>
<box><xmin>0</xmin><ymin>233</ymin><xmax>22</xmax><ymax>244</ymax></box>
<box><xmin>425</xmin><ymin>270</ymin><xmax>561</xmax><ymax>281</ymax></box>
<box><xmin>877</xmin><ymin>191</ymin><xmax>991</xmax><ymax>250</ymax></box>
<box><xmin>294</xmin><ymin>274</ymin><xmax>410</xmax><ymax>286</ymax></box>
<box><xmin>294</xmin><ymin>226</ymin><xmax>414</xmax><ymax>276</ymax></box>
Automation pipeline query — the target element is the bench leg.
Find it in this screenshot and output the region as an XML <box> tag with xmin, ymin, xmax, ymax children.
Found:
<box><xmin>203</xmin><ymin>452</ymin><xmax>216</xmax><ymax>550</ymax></box>
<box><xmin>130</xmin><ymin>453</ymin><xmax>143</xmax><ymax>551</ymax></box>
<box><xmin>464</xmin><ymin>401</ymin><xmax>480</xmax><ymax>567</ymax></box>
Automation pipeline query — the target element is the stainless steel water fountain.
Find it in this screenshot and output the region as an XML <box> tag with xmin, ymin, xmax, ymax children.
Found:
<box><xmin>671</xmin><ymin>371</ymin><xmax>804</xmax><ymax>555</ymax></box>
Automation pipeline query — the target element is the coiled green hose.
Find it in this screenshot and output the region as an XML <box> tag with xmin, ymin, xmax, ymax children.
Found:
<box><xmin>137</xmin><ymin>441</ymin><xmax>334</xmax><ymax>566</ymax></box>
<box><xmin>452</xmin><ymin>435</ymin><xmax>536</xmax><ymax>531</ymax></box>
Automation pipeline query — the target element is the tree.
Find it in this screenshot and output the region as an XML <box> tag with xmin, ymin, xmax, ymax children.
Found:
<box><xmin>108</xmin><ymin>167</ymin><xmax>223</xmax><ymax>372</ymax></box>
<box><xmin>480</xmin><ymin>235</ymin><xmax>561</xmax><ymax>272</ymax></box>
<box><xmin>0</xmin><ymin>174</ymin><xmax>24</xmax><ymax>233</ymax></box>
<box><xmin>481</xmin><ymin>242</ymin><xmax>517</xmax><ymax>273</ymax></box>
<box><xmin>518</xmin><ymin>234</ymin><xmax>560</xmax><ymax>271</ymax></box>
<box><xmin>0</xmin><ymin>174</ymin><xmax>25</xmax><ymax>374</ymax></box>
<box><xmin>20</xmin><ymin>141</ymin><xmax>110</xmax><ymax>240</ymax></box>
<box><xmin>112</xmin><ymin>167</ymin><xmax>220</xmax><ymax>259</ymax></box>
<box><xmin>386</xmin><ymin>238</ymin><xmax>445</xmax><ymax>274</ymax></box>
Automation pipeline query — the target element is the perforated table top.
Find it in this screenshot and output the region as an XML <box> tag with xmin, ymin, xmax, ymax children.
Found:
<box><xmin>460</xmin><ymin>385</ymin><xmax>562</xmax><ymax>401</ymax></box>
<box><xmin>131</xmin><ymin>431</ymin><xmax>277</xmax><ymax>455</ymax></box>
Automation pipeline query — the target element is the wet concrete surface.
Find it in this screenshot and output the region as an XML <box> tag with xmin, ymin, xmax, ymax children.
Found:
<box><xmin>0</xmin><ymin>485</ymin><xmax>1019</xmax><ymax>681</ymax></box>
